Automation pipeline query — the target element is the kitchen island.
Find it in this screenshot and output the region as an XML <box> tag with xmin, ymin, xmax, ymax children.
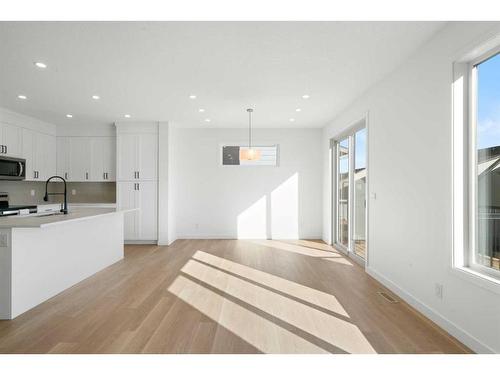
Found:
<box><xmin>0</xmin><ymin>208</ymin><xmax>132</xmax><ymax>319</ymax></box>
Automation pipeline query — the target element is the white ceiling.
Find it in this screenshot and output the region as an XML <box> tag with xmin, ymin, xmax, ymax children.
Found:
<box><xmin>0</xmin><ymin>22</ymin><xmax>446</xmax><ymax>128</ymax></box>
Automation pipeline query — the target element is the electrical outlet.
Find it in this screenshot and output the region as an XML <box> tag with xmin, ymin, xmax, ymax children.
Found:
<box><xmin>435</xmin><ymin>283</ymin><xmax>443</xmax><ymax>300</ymax></box>
<box><xmin>72</xmin><ymin>189</ymin><xmax>76</xmax><ymax>196</ymax></box>
<box><xmin>30</xmin><ymin>189</ymin><xmax>35</xmax><ymax>197</ymax></box>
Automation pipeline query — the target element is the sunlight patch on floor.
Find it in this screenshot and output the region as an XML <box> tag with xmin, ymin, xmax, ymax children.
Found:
<box><xmin>180</xmin><ymin>259</ymin><xmax>376</xmax><ymax>354</ymax></box>
<box><xmin>251</xmin><ymin>240</ymin><xmax>353</xmax><ymax>266</ymax></box>
<box><xmin>167</xmin><ymin>275</ymin><xmax>328</xmax><ymax>353</ymax></box>
<box><xmin>193</xmin><ymin>250</ymin><xmax>349</xmax><ymax>317</ymax></box>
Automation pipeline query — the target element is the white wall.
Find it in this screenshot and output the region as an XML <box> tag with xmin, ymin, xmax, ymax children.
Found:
<box><xmin>0</xmin><ymin>107</ymin><xmax>56</xmax><ymax>135</ymax></box>
<box><xmin>322</xmin><ymin>22</ymin><xmax>500</xmax><ymax>353</ymax></box>
<box><xmin>172</xmin><ymin>127</ymin><xmax>323</xmax><ymax>239</ymax></box>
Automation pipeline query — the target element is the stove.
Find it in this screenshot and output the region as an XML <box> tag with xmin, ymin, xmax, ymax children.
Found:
<box><xmin>0</xmin><ymin>205</ymin><xmax>38</xmax><ymax>217</ymax></box>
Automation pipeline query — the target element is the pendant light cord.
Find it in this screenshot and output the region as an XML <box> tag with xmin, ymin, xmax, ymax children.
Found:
<box><xmin>247</xmin><ymin>108</ymin><xmax>253</xmax><ymax>149</ymax></box>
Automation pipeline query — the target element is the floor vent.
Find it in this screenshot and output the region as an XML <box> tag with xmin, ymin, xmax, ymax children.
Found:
<box><xmin>378</xmin><ymin>291</ymin><xmax>398</xmax><ymax>303</ymax></box>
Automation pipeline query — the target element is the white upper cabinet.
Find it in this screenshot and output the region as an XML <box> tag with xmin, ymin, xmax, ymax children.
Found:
<box><xmin>116</xmin><ymin>132</ymin><xmax>157</xmax><ymax>181</ymax></box>
<box><xmin>22</xmin><ymin>128</ymin><xmax>56</xmax><ymax>181</ymax></box>
<box><xmin>56</xmin><ymin>137</ymin><xmax>70</xmax><ymax>180</ymax></box>
<box><xmin>0</xmin><ymin>122</ymin><xmax>23</xmax><ymax>157</ymax></box>
<box><xmin>69</xmin><ymin>137</ymin><xmax>91</xmax><ymax>182</ymax></box>
<box><xmin>56</xmin><ymin>136</ymin><xmax>116</xmax><ymax>182</ymax></box>
<box><xmin>102</xmin><ymin>137</ymin><xmax>116</xmax><ymax>181</ymax></box>
<box><xmin>35</xmin><ymin>132</ymin><xmax>56</xmax><ymax>181</ymax></box>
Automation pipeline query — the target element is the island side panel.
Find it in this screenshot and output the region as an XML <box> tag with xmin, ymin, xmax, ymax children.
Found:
<box><xmin>0</xmin><ymin>229</ymin><xmax>12</xmax><ymax>319</ymax></box>
<box><xmin>10</xmin><ymin>212</ymin><xmax>124</xmax><ymax>319</ymax></box>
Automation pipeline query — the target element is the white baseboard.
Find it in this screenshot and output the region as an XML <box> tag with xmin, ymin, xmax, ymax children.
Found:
<box><xmin>366</xmin><ymin>266</ymin><xmax>495</xmax><ymax>354</ymax></box>
<box><xmin>124</xmin><ymin>240</ymin><xmax>157</xmax><ymax>245</ymax></box>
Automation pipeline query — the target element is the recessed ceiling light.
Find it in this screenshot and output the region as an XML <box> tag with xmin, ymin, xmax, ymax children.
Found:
<box><xmin>198</xmin><ymin>108</ymin><xmax>205</xmax><ymax>113</ymax></box>
<box><xmin>66</xmin><ymin>114</ymin><xmax>73</xmax><ymax>118</ymax></box>
<box><xmin>92</xmin><ymin>95</ymin><xmax>100</xmax><ymax>100</ymax></box>
<box><xmin>205</xmin><ymin>118</ymin><xmax>211</xmax><ymax>123</ymax></box>
<box><xmin>17</xmin><ymin>95</ymin><xmax>27</xmax><ymax>100</ymax></box>
<box><xmin>34</xmin><ymin>62</ymin><xmax>47</xmax><ymax>69</ymax></box>
<box><xmin>302</xmin><ymin>94</ymin><xmax>310</xmax><ymax>99</ymax></box>
<box><xmin>289</xmin><ymin>118</ymin><xmax>295</xmax><ymax>122</ymax></box>
<box><xmin>296</xmin><ymin>108</ymin><xmax>302</xmax><ymax>112</ymax></box>
<box><xmin>124</xmin><ymin>114</ymin><xmax>131</xmax><ymax>118</ymax></box>
<box><xmin>189</xmin><ymin>95</ymin><xmax>197</xmax><ymax>99</ymax></box>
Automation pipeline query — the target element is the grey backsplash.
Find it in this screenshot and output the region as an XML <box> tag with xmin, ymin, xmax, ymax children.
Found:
<box><xmin>0</xmin><ymin>181</ymin><xmax>116</xmax><ymax>205</ymax></box>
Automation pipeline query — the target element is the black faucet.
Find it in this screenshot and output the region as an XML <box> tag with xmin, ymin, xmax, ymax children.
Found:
<box><xmin>43</xmin><ymin>176</ymin><xmax>68</xmax><ymax>214</ymax></box>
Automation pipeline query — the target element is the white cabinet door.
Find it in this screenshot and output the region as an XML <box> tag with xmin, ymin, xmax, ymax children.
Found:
<box><xmin>32</xmin><ymin>132</ymin><xmax>56</xmax><ymax>181</ymax></box>
<box><xmin>102</xmin><ymin>137</ymin><xmax>116</xmax><ymax>181</ymax></box>
<box><xmin>137</xmin><ymin>181</ymin><xmax>157</xmax><ymax>240</ymax></box>
<box><xmin>116</xmin><ymin>134</ymin><xmax>137</xmax><ymax>181</ymax></box>
<box><xmin>44</xmin><ymin>134</ymin><xmax>56</xmax><ymax>180</ymax></box>
<box><xmin>57</xmin><ymin>137</ymin><xmax>71</xmax><ymax>180</ymax></box>
<box><xmin>69</xmin><ymin>137</ymin><xmax>91</xmax><ymax>182</ymax></box>
<box><xmin>1</xmin><ymin>123</ymin><xmax>22</xmax><ymax>157</ymax></box>
<box><xmin>89</xmin><ymin>137</ymin><xmax>105</xmax><ymax>181</ymax></box>
<box><xmin>22</xmin><ymin>128</ymin><xmax>36</xmax><ymax>181</ymax></box>
<box><xmin>117</xmin><ymin>182</ymin><xmax>138</xmax><ymax>240</ymax></box>
<box><xmin>138</xmin><ymin>134</ymin><xmax>157</xmax><ymax>180</ymax></box>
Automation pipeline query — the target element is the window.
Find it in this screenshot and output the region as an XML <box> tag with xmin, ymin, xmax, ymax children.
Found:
<box><xmin>221</xmin><ymin>145</ymin><xmax>279</xmax><ymax>166</ymax></box>
<box><xmin>453</xmin><ymin>39</ymin><xmax>500</xmax><ymax>286</ymax></box>
<box><xmin>472</xmin><ymin>51</ymin><xmax>500</xmax><ymax>274</ymax></box>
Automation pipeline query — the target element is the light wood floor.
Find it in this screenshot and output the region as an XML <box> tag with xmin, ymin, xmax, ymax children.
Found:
<box><xmin>0</xmin><ymin>239</ymin><xmax>471</xmax><ymax>354</ymax></box>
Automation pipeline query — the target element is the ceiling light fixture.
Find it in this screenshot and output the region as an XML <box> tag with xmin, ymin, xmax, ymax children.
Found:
<box><xmin>189</xmin><ymin>95</ymin><xmax>197</xmax><ymax>99</ymax></box>
<box><xmin>240</xmin><ymin>108</ymin><xmax>261</xmax><ymax>161</ymax></box>
<box><xmin>66</xmin><ymin>114</ymin><xmax>73</xmax><ymax>118</ymax></box>
<box><xmin>92</xmin><ymin>95</ymin><xmax>100</xmax><ymax>100</ymax></box>
<box><xmin>302</xmin><ymin>94</ymin><xmax>310</xmax><ymax>99</ymax></box>
<box><xmin>289</xmin><ymin>118</ymin><xmax>295</xmax><ymax>122</ymax></box>
<box><xmin>124</xmin><ymin>114</ymin><xmax>131</xmax><ymax>118</ymax></box>
<box><xmin>34</xmin><ymin>62</ymin><xmax>47</xmax><ymax>69</ymax></box>
<box><xmin>205</xmin><ymin>118</ymin><xmax>211</xmax><ymax>123</ymax></box>
<box><xmin>17</xmin><ymin>95</ymin><xmax>27</xmax><ymax>100</ymax></box>
<box><xmin>198</xmin><ymin>108</ymin><xmax>205</xmax><ymax>113</ymax></box>
<box><xmin>296</xmin><ymin>108</ymin><xmax>302</xmax><ymax>112</ymax></box>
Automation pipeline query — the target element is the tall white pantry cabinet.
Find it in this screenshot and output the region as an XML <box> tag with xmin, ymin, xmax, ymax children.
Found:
<box><xmin>115</xmin><ymin>123</ymin><xmax>158</xmax><ymax>242</ymax></box>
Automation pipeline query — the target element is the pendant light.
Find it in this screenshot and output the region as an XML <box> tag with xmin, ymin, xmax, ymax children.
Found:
<box><xmin>240</xmin><ymin>108</ymin><xmax>261</xmax><ymax>161</ymax></box>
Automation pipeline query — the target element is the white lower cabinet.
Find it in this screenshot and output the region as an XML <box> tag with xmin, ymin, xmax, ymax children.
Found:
<box><xmin>117</xmin><ymin>181</ymin><xmax>157</xmax><ymax>241</ymax></box>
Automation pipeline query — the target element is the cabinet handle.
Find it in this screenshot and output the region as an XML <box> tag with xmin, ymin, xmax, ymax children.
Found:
<box><xmin>65</xmin><ymin>172</ymin><xmax>68</xmax><ymax>180</ymax></box>
<box><xmin>106</xmin><ymin>172</ymin><xmax>108</xmax><ymax>180</ymax></box>
<box><xmin>34</xmin><ymin>171</ymin><xmax>36</xmax><ymax>179</ymax></box>
<box><xmin>86</xmin><ymin>172</ymin><xmax>89</xmax><ymax>180</ymax></box>
<box><xmin>1</xmin><ymin>145</ymin><xmax>4</xmax><ymax>153</ymax></box>
<box><xmin>103</xmin><ymin>172</ymin><xmax>106</xmax><ymax>180</ymax></box>
<box><xmin>4</xmin><ymin>145</ymin><xmax>6</xmax><ymax>154</ymax></box>
<box><xmin>137</xmin><ymin>171</ymin><xmax>140</xmax><ymax>179</ymax></box>
<box><xmin>137</xmin><ymin>183</ymin><xmax>139</xmax><ymax>191</ymax></box>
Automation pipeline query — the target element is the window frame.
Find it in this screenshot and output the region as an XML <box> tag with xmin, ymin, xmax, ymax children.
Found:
<box><xmin>467</xmin><ymin>47</ymin><xmax>500</xmax><ymax>280</ymax></box>
<box><xmin>452</xmin><ymin>37</ymin><xmax>500</xmax><ymax>292</ymax></box>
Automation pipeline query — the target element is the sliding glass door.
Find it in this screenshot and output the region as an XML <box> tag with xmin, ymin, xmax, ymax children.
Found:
<box><xmin>333</xmin><ymin>124</ymin><xmax>367</xmax><ymax>261</ymax></box>
<box><xmin>337</xmin><ymin>138</ymin><xmax>350</xmax><ymax>248</ymax></box>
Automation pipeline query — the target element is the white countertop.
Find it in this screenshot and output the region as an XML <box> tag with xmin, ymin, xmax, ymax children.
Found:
<box><xmin>0</xmin><ymin>208</ymin><xmax>135</xmax><ymax>229</ymax></box>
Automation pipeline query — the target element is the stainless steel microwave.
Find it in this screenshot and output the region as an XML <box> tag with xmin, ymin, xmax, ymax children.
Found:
<box><xmin>0</xmin><ymin>155</ymin><xmax>26</xmax><ymax>180</ymax></box>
